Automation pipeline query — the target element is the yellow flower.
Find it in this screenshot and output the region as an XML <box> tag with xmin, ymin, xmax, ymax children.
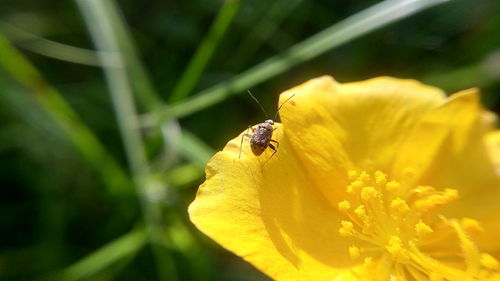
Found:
<box><xmin>189</xmin><ymin>76</ymin><xmax>500</xmax><ymax>281</ymax></box>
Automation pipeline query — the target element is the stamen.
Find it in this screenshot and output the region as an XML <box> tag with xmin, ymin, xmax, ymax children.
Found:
<box><xmin>348</xmin><ymin>170</ymin><xmax>358</xmax><ymax>180</ymax></box>
<box><xmin>339</xmin><ymin>221</ymin><xmax>354</xmax><ymax>236</ymax></box>
<box><xmin>374</xmin><ymin>171</ymin><xmax>387</xmax><ymax>185</ymax></box>
<box><xmin>347</xmin><ymin>180</ymin><xmax>364</xmax><ymax>194</ymax></box>
<box><xmin>358</xmin><ymin>171</ymin><xmax>371</xmax><ymax>184</ymax></box>
<box><xmin>354</xmin><ymin>205</ymin><xmax>373</xmax><ymax>233</ymax></box>
<box><xmin>444</xmin><ymin>189</ymin><xmax>459</xmax><ymax>200</ymax></box>
<box><xmin>461</xmin><ymin>218</ymin><xmax>484</xmax><ymax>235</ymax></box>
<box><xmin>361</xmin><ymin>186</ymin><xmax>378</xmax><ymax>201</ymax></box>
<box><xmin>480</xmin><ymin>253</ymin><xmax>499</xmax><ymax>270</ymax></box>
<box><xmin>338</xmin><ymin>170</ymin><xmax>490</xmax><ymax>279</ymax></box>
<box><xmin>386</xmin><ymin>181</ymin><xmax>400</xmax><ymax>192</ymax></box>
<box><xmin>386</xmin><ymin>236</ymin><xmax>409</xmax><ymax>262</ymax></box>
<box><xmin>349</xmin><ymin>246</ymin><xmax>361</xmax><ymax>259</ymax></box>
<box><xmin>364</xmin><ymin>257</ymin><xmax>373</xmax><ymax>267</ymax></box>
<box><xmin>414</xmin><ymin>188</ymin><xmax>459</xmax><ymax>212</ymax></box>
<box><xmin>391</xmin><ymin>198</ymin><xmax>409</xmax><ymax>214</ymax></box>
<box><xmin>415</xmin><ymin>221</ymin><xmax>433</xmax><ymax>237</ymax></box>
<box><xmin>338</xmin><ymin>200</ymin><xmax>351</xmax><ymax>212</ymax></box>
<box><xmin>450</xmin><ymin>220</ymin><xmax>480</xmax><ymax>276</ymax></box>
<box><xmin>354</xmin><ymin>205</ymin><xmax>367</xmax><ymax>219</ymax></box>
<box><xmin>413</xmin><ymin>185</ymin><xmax>435</xmax><ymax>198</ymax></box>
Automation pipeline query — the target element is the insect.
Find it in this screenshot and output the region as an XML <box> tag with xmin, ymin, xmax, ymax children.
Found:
<box><xmin>239</xmin><ymin>90</ymin><xmax>295</xmax><ymax>162</ymax></box>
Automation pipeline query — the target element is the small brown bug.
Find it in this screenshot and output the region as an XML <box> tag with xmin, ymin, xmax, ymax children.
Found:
<box><xmin>239</xmin><ymin>91</ymin><xmax>295</xmax><ymax>162</ymax></box>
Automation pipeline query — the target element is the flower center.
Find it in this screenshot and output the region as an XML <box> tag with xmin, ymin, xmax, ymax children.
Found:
<box><xmin>337</xmin><ymin>170</ymin><xmax>499</xmax><ymax>281</ymax></box>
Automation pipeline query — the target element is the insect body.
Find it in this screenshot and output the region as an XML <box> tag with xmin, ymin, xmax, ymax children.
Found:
<box><xmin>239</xmin><ymin>92</ymin><xmax>294</xmax><ymax>162</ymax></box>
<box><xmin>250</xmin><ymin>120</ymin><xmax>276</xmax><ymax>156</ymax></box>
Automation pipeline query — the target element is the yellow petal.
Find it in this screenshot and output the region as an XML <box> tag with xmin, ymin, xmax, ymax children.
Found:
<box><xmin>189</xmin><ymin>127</ymin><xmax>354</xmax><ymax>280</ymax></box>
<box><xmin>418</xmin><ymin>89</ymin><xmax>499</xmax><ymax>196</ymax></box>
<box><xmin>190</xmin><ymin>75</ymin><xmax>500</xmax><ymax>280</ymax></box>
<box><xmin>449</xmin><ymin>124</ymin><xmax>500</xmax><ymax>257</ymax></box>
<box><xmin>392</xmin><ymin>88</ymin><xmax>484</xmax><ymax>183</ymax></box>
<box><xmin>486</xmin><ymin>130</ymin><xmax>500</xmax><ymax>173</ymax></box>
<box><xmin>395</xmin><ymin>88</ymin><xmax>500</xmax><ymax>256</ymax></box>
<box><xmin>279</xmin><ymin>76</ymin><xmax>445</xmax><ymax>204</ymax></box>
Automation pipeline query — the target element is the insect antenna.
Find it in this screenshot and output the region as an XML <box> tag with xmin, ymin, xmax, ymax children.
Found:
<box><xmin>247</xmin><ymin>90</ymin><xmax>269</xmax><ymax>118</ymax></box>
<box><xmin>274</xmin><ymin>94</ymin><xmax>295</xmax><ymax>120</ymax></box>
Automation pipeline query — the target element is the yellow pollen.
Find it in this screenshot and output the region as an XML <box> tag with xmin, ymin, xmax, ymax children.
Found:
<box><xmin>339</xmin><ymin>221</ymin><xmax>354</xmax><ymax>236</ymax></box>
<box><xmin>374</xmin><ymin>171</ymin><xmax>387</xmax><ymax>185</ymax></box>
<box><xmin>414</xmin><ymin>200</ymin><xmax>432</xmax><ymax>211</ymax></box>
<box><xmin>444</xmin><ymin>188</ymin><xmax>459</xmax><ymax>200</ymax></box>
<box><xmin>340</xmin><ymin>170</ymin><xmax>485</xmax><ymax>279</ymax></box>
<box><xmin>360</xmin><ymin>257</ymin><xmax>376</xmax><ymax>276</ymax></box>
<box><xmin>354</xmin><ymin>205</ymin><xmax>366</xmax><ymax>216</ymax></box>
<box><xmin>441</xmin><ymin>190</ymin><xmax>459</xmax><ymax>203</ymax></box>
<box><xmin>361</xmin><ymin>186</ymin><xmax>378</xmax><ymax>201</ymax></box>
<box><xmin>390</xmin><ymin>198</ymin><xmax>409</xmax><ymax>213</ymax></box>
<box><xmin>358</xmin><ymin>171</ymin><xmax>371</xmax><ymax>184</ymax></box>
<box><xmin>386</xmin><ymin>236</ymin><xmax>409</xmax><ymax>261</ymax></box>
<box><xmin>347</xmin><ymin>180</ymin><xmax>364</xmax><ymax>193</ymax></box>
<box><xmin>413</xmin><ymin>185</ymin><xmax>435</xmax><ymax>197</ymax></box>
<box><xmin>414</xmin><ymin>188</ymin><xmax>459</xmax><ymax>211</ymax></box>
<box><xmin>353</xmin><ymin>205</ymin><xmax>374</xmax><ymax>233</ymax></box>
<box><xmin>461</xmin><ymin>218</ymin><xmax>484</xmax><ymax>234</ymax></box>
<box><xmin>349</xmin><ymin>246</ymin><xmax>361</xmax><ymax>259</ymax></box>
<box><xmin>480</xmin><ymin>253</ymin><xmax>499</xmax><ymax>270</ymax></box>
<box><xmin>386</xmin><ymin>181</ymin><xmax>400</xmax><ymax>192</ymax></box>
<box><xmin>348</xmin><ymin>170</ymin><xmax>358</xmax><ymax>180</ymax></box>
<box><xmin>415</xmin><ymin>221</ymin><xmax>433</xmax><ymax>237</ymax></box>
<box><xmin>338</xmin><ymin>200</ymin><xmax>351</xmax><ymax>211</ymax></box>
<box><xmin>354</xmin><ymin>205</ymin><xmax>369</xmax><ymax>222</ymax></box>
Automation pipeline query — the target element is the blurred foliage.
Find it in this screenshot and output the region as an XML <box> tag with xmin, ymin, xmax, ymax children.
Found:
<box><xmin>0</xmin><ymin>0</ymin><xmax>499</xmax><ymax>280</ymax></box>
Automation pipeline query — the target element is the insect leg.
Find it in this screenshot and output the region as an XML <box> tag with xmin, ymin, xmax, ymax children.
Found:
<box><xmin>239</xmin><ymin>126</ymin><xmax>253</xmax><ymax>159</ymax></box>
<box><xmin>270</xmin><ymin>139</ymin><xmax>279</xmax><ymax>149</ymax></box>
<box><xmin>263</xmin><ymin>142</ymin><xmax>278</xmax><ymax>165</ymax></box>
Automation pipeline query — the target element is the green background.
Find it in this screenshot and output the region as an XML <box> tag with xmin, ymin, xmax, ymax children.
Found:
<box><xmin>1</xmin><ymin>0</ymin><xmax>499</xmax><ymax>280</ymax></box>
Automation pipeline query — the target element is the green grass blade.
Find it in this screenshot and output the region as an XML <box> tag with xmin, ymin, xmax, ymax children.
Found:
<box><xmin>100</xmin><ymin>0</ymin><xmax>163</xmax><ymax>110</ymax></box>
<box><xmin>145</xmin><ymin>0</ymin><xmax>450</xmax><ymax>122</ymax></box>
<box><xmin>163</xmin><ymin>163</ymin><xmax>204</xmax><ymax>188</ymax></box>
<box><xmin>75</xmin><ymin>0</ymin><xmax>148</xmax><ymax>180</ymax></box>
<box><xmin>180</xmin><ymin>130</ymin><xmax>215</xmax><ymax>169</ymax></box>
<box><xmin>168</xmin><ymin>0</ymin><xmax>242</xmax><ymax>103</ymax></box>
<box><xmin>230</xmin><ymin>0</ymin><xmax>303</xmax><ymax>70</ymax></box>
<box><xmin>101</xmin><ymin>0</ymin><xmax>216</xmax><ymax>169</ymax></box>
<box><xmin>75</xmin><ymin>1</ymin><xmax>178</xmax><ymax>280</ymax></box>
<box><xmin>0</xmin><ymin>33</ymin><xmax>133</xmax><ymax>197</ymax></box>
<box><xmin>0</xmin><ymin>21</ymin><xmax>101</xmax><ymax>66</ymax></box>
<box><xmin>50</xmin><ymin>228</ymin><xmax>147</xmax><ymax>281</ymax></box>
